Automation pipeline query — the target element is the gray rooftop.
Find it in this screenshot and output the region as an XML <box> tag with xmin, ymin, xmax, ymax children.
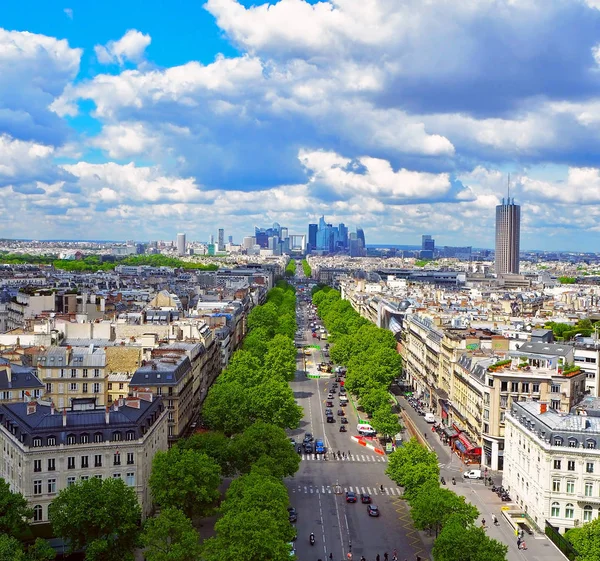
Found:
<box><xmin>130</xmin><ymin>354</ymin><xmax>191</xmax><ymax>386</ymax></box>
<box><xmin>0</xmin><ymin>366</ymin><xmax>43</xmax><ymax>391</ymax></box>
<box><xmin>514</xmin><ymin>342</ymin><xmax>573</xmax><ymax>356</ymax></box>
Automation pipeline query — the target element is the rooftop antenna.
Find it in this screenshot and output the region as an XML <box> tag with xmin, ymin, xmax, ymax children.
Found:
<box><xmin>507</xmin><ymin>173</ymin><xmax>511</xmax><ymax>203</ymax></box>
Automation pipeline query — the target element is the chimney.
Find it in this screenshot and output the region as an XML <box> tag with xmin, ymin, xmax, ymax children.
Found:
<box><xmin>113</xmin><ymin>400</ymin><xmax>119</xmax><ymax>412</ymax></box>
<box><xmin>105</xmin><ymin>406</ymin><xmax>110</xmax><ymax>424</ymax></box>
<box><xmin>5</xmin><ymin>365</ymin><xmax>11</xmax><ymax>384</ymax></box>
<box><xmin>539</xmin><ymin>403</ymin><xmax>548</xmax><ymax>414</ymax></box>
<box><xmin>26</xmin><ymin>402</ymin><xmax>37</xmax><ymax>415</ymax></box>
<box><xmin>50</xmin><ymin>402</ymin><xmax>55</xmax><ymax>415</ymax></box>
<box><xmin>62</xmin><ymin>408</ymin><xmax>67</xmax><ymax>427</ymax></box>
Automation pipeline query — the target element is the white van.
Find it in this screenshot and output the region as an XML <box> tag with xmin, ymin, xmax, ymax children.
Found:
<box><xmin>463</xmin><ymin>469</ymin><xmax>483</xmax><ymax>479</ymax></box>
<box><xmin>357</xmin><ymin>423</ymin><xmax>376</xmax><ymax>436</ymax></box>
<box><xmin>339</xmin><ymin>395</ymin><xmax>348</xmax><ymax>405</ymax></box>
<box><xmin>424</xmin><ymin>413</ymin><xmax>435</xmax><ymax>423</ymax></box>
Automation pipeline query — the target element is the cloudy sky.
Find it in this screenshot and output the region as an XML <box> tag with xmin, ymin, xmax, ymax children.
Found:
<box><xmin>3</xmin><ymin>0</ymin><xmax>600</xmax><ymax>250</ymax></box>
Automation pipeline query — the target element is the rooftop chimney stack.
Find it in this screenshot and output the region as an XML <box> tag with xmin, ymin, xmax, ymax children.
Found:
<box><xmin>62</xmin><ymin>408</ymin><xmax>67</xmax><ymax>427</ymax></box>
<box><xmin>105</xmin><ymin>406</ymin><xmax>110</xmax><ymax>425</ymax></box>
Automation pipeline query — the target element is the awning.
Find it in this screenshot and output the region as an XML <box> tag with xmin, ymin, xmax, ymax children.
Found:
<box><xmin>457</xmin><ymin>433</ymin><xmax>475</xmax><ymax>451</ymax></box>
<box><xmin>435</xmin><ymin>388</ymin><xmax>449</xmax><ymax>400</ymax></box>
<box><xmin>455</xmin><ymin>440</ymin><xmax>467</xmax><ymax>453</ymax></box>
<box><xmin>443</xmin><ymin>427</ymin><xmax>459</xmax><ymax>438</ymax></box>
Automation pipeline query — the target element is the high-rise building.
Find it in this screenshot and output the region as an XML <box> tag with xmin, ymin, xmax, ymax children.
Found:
<box><xmin>308</xmin><ymin>224</ymin><xmax>318</xmax><ymax>251</ymax></box>
<box><xmin>356</xmin><ymin>228</ymin><xmax>366</xmax><ymax>251</ymax></box>
<box><xmin>495</xmin><ymin>198</ymin><xmax>520</xmax><ymax>274</ymax></box>
<box><xmin>218</xmin><ymin>229</ymin><xmax>225</xmax><ymax>251</ymax></box>
<box><xmin>176</xmin><ymin>233</ymin><xmax>186</xmax><ymax>256</ymax></box>
<box><xmin>242</xmin><ymin>236</ymin><xmax>256</xmax><ymax>250</ymax></box>
<box><xmin>421</xmin><ymin>234</ymin><xmax>435</xmax><ymax>259</ymax></box>
<box><xmin>228</xmin><ymin>235</ymin><xmax>233</xmax><ymax>244</ymax></box>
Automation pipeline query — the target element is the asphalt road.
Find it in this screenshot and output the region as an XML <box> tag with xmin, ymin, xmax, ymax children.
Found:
<box><xmin>288</xmin><ymin>294</ymin><xmax>424</xmax><ymax>561</ymax></box>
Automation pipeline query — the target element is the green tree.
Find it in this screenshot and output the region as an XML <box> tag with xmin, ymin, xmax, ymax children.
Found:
<box><xmin>242</xmin><ymin>327</ymin><xmax>270</xmax><ymax>361</ymax></box>
<box><xmin>565</xmin><ymin>516</ymin><xmax>600</xmax><ymax>561</ymax></box>
<box><xmin>409</xmin><ymin>480</ymin><xmax>478</xmax><ymax>537</ymax></box>
<box><xmin>201</xmin><ymin>379</ymin><xmax>252</xmax><ymax>435</ymax></box>
<box><xmin>0</xmin><ymin>478</ymin><xmax>33</xmax><ymax>538</ymax></box>
<box><xmin>0</xmin><ymin>535</ymin><xmax>26</xmax><ymax>561</ymax></box>
<box><xmin>48</xmin><ymin>477</ymin><xmax>140</xmax><ymax>561</ymax></box>
<box><xmin>263</xmin><ymin>334</ymin><xmax>297</xmax><ymax>382</ymax></box>
<box><xmin>386</xmin><ymin>438</ymin><xmax>440</xmax><ymax>500</ymax></box>
<box><xmin>229</xmin><ymin>422</ymin><xmax>300</xmax><ymax>478</ymax></box>
<box><xmin>149</xmin><ymin>448</ymin><xmax>221</xmax><ymax>518</ymax></box>
<box><xmin>222</xmin><ymin>351</ymin><xmax>264</xmax><ymax>387</ymax></box>
<box><xmin>302</xmin><ymin>259</ymin><xmax>311</xmax><ymax>277</ymax></box>
<box><xmin>177</xmin><ymin>431</ymin><xmax>234</xmax><ymax>476</ymax></box>
<box><xmin>141</xmin><ymin>508</ymin><xmax>202</xmax><ymax>561</ymax></box>
<box><xmin>25</xmin><ymin>539</ymin><xmax>56</xmax><ymax>561</ymax></box>
<box><xmin>247</xmin><ymin>302</ymin><xmax>279</xmax><ymax>336</ymax></box>
<box><xmin>370</xmin><ymin>405</ymin><xmax>401</xmax><ymax>440</ymax></box>
<box><xmin>432</xmin><ymin>517</ymin><xmax>507</xmax><ymax>561</ymax></box>
<box><xmin>249</xmin><ymin>379</ymin><xmax>303</xmax><ymax>430</ymax></box>
<box><xmin>359</xmin><ymin>388</ymin><xmax>391</xmax><ymax>416</ymax></box>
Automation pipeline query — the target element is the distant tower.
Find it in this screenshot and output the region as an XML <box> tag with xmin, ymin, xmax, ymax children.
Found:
<box><xmin>176</xmin><ymin>233</ymin><xmax>186</xmax><ymax>256</ymax></box>
<box><xmin>218</xmin><ymin>229</ymin><xmax>225</xmax><ymax>251</ymax></box>
<box><xmin>421</xmin><ymin>235</ymin><xmax>435</xmax><ymax>259</ymax></box>
<box><xmin>308</xmin><ymin>224</ymin><xmax>318</xmax><ymax>251</ymax></box>
<box><xmin>495</xmin><ymin>191</ymin><xmax>521</xmax><ymax>274</ymax></box>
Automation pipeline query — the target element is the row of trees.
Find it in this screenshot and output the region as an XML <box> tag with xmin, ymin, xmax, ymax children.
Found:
<box><xmin>386</xmin><ymin>439</ymin><xmax>508</xmax><ymax>561</ymax></box>
<box><xmin>285</xmin><ymin>259</ymin><xmax>297</xmax><ymax>277</ymax></box>
<box><xmin>301</xmin><ymin>259</ymin><xmax>311</xmax><ymax>277</ymax></box>
<box><xmin>544</xmin><ymin>318</ymin><xmax>599</xmax><ymax>341</ymax></box>
<box><xmin>312</xmin><ymin>287</ymin><xmax>402</xmax><ymax>439</ymax></box>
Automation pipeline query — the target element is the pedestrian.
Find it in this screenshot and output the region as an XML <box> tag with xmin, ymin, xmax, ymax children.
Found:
<box><xmin>329</xmin><ymin>554</ymin><xmax>333</xmax><ymax>561</ymax></box>
<box><xmin>517</xmin><ymin>537</ymin><xmax>521</xmax><ymax>548</ymax></box>
<box><xmin>393</xmin><ymin>549</ymin><xmax>397</xmax><ymax>560</ymax></box>
<box><xmin>384</xmin><ymin>553</ymin><xmax>389</xmax><ymax>561</ymax></box>
<box><xmin>376</xmin><ymin>555</ymin><xmax>380</xmax><ymax>561</ymax></box>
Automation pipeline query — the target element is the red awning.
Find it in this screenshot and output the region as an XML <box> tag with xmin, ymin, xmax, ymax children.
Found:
<box><xmin>457</xmin><ymin>433</ymin><xmax>475</xmax><ymax>451</ymax></box>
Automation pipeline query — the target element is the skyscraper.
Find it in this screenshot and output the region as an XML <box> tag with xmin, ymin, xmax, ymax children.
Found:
<box><xmin>176</xmin><ymin>233</ymin><xmax>186</xmax><ymax>256</ymax></box>
<box><xmin>421</xmin><ymin>235</ymin><xmax>435</xmax><ymax>259</ymax></box>
<box><xmin>218</xmin><ymin>229</ymin><xmax>225</xmax><ymax>251</ymax></box>
<box><xmin>356</xmin><ymin>228</ymin><xmax>366</xmax><ymax>251</ymax></box>
<box><xmin>308</xmin><ymin>224</ymin><xmax>318</xmax><ymax>251</ymax></box>
<box><xmin>495</xmin><ymin>198</ymin><xmax>520</xmax><ymax>274</ymax></box>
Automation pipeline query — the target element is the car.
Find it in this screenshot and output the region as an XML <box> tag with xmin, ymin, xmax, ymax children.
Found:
<box><xmin>327</xmin><ymin>393</ymin><xmax>334</xmax><ymax>399</ymax></box>
<box><xmin>326</xmin><ymin>400</ymin><xmax>333</xmax><ymax>407</ymax></box>
<box><xmin>315</xmin><ymin>439</ymin><xmax>325</xmax><ymax>454</ymax></box>
<box><xmin>287</xmin><ymin>542</ymin><xmax>296</xmax><ymax>558</ymax></box>
<box><xmin>340</xmin><ymin>387</ymin><xmax>346</xmax><ymax>394</ymax></box>
<box><xmin>326</xmin><ymin>416</ymin><xmax>336</xmax><ymax>423</ymax></box>
<box><xmin>424</xmin><ymin>413</ymin><xmax>436</xmax><ymax>423</ymax></box>
<box><xmin>346</xmin><ymin>491</ymin><xmax>357</xmax><ymax>503</ymax></box>
<box><xmin>367</xmin><ymin>505</ymin><xmax>380</xmax><ymax>517</ymax></box>
<box><xmin>289</xmin><ymin>437</ymin><xmax>296</xmax><ymax>447</ymax></box>
<box><xmin>341</xmin><ymin>417</ymin><xmax>348</xmax><ymax>424</ymax></box>
<box><xmin>463</xmin><ymin>469</ymin><xmax>483</xmax><ymax>479</ymax></box>
<box><xmin>304</xmin><ymin>442</ymin><xmax>314</xmax><ymax>453</ymax></box>
<box><xmin>287</xmin><ymin>507</ymin><xmax>298</xmax><ymax>523</ymax></box>
<box><xmin>329</xmin><ymin>386</ymin><xmax>336</xmax><ymax>393</ymax></box>
<box><xmin>304</xmin><ymin>432</ymin><xmax>313</xmax><ymax>442</ymax></box>
<box><xmin>312</xmin><ymin>332</ymin><xmax>317</xmax><ymax>338</ymax></box>
<box><xmin>337</xmin><ymin>409</ymin><xmax>345</xmax><ymax>416</ymax></box>
<box><xmin>331</xmin><ymin>382</ymin><xmax>338</xmax><ymax>388</ymax></box>
<box><xmin>325</xmin><ymin>407</ymin><xmax>332</xmax><ymax>413</ymax></box>
<box><xmin>360</xmin><ymin>493</ymin><xmax>372</xmax><ymax>504</ymax></box>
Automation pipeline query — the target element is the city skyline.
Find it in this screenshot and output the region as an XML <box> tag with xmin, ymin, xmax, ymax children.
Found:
<box><xmin>4</xmin><ymin>2</ymin><xmax>600</xmax><ymax>250</ymax></box>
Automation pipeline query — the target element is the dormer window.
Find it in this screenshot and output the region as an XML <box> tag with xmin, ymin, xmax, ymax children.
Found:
<box><xmin>32</xmin><ymin>437</ymin><xmax>42</xmax><ymax>447</ymax></box>
<box><xmin>80</xmin><ymin>433</ymin><xmax>89</xmax><ymax>444</ymax></box>
<box><xmin>569</xmin><ymin>438</ymin><xmax>578</xmax><ymax>448</ymax></box>
<box><xmin>94</xmin><ymin>432</ymin><xmax>103</xmax><ymax>443</ymax></box>
<box><xmin>66</xmin><ymin>434</ymin><xmax>76</xmax><ymax>445</ymax></box>
<box><xmin>47</xmin><ymin>436</ymin><xmax>56</xmax><ymax>446</ymax></box>
<box><xmin>553</xmin><ymin>436</ymin><xmax>563</xmax><ymax>446</ymax></box>
<box><xmin>587</xmin><ymin>439</ymin><xmax>597</xmax><ymax>449</ymax></box>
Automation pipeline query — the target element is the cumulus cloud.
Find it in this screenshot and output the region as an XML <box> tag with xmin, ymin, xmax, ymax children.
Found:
<box><xmin>94</xmin><ymin>29</ymin><xmax>151</xmax><ymax>65</ymax></box>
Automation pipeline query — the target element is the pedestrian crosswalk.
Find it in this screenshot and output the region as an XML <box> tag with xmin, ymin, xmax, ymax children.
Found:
<box><xmin>291</xmin><ymin>484</ymin><xmax>403</xmax><ymax>496</ymax></box>
<box><xmin>301</xmin><ymin>454</ymin><xmax>388</xmax><ymax>463</ymax></box>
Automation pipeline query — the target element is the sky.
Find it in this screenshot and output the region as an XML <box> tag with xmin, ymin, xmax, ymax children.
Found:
<box><xmin>3</xmin><ymin>0</ymin><xmax>600</xmax><ymax>250</ymax></box>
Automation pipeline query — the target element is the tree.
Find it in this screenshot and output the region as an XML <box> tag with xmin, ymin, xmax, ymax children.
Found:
<box><xmin>25</xmin><ymin>539</ymin><xmax>56</xmax><ymax>561</ymax></box>
<box><xmin>409</xmin><ymin>481</ymin><xmax>478</xmax><ymax>537</ymax></box>
<box><xmin>0</xmin><ymin>535</ymin><xmax>26</xmax><ymax>561</ymax></box>
<box><xmin>386</xmin><ymin>438</ymin><xmax>439</xmax><ymax>500</ymax></box>
<box><xmin>432</xmin><ymin>517</ymin><xmax>507</xmax><ymax>561</ymax></box>
<box><xmin>247</xmin><ymin>302</ymin><xmax>279</xmax><ymax>336</ymax></box>
<box><xmin>242</xmin><ymin>328</ymin><xmax>270</xmax><ymax>361</ymax></box>
<box><xmin>229</xmin><ymin>422</ymin><xmax>300</xmax><ymax>478</ymax></box>
<box><xmin>359</xmin><ymin>388</ymin><xmax>391</xmax><ymax>416</ymax></box>
<box><xmin>141</xmin><ymin>508</ymin><xmax>202</xmax><ymax>561</ymax></box>
<box><xmin>370</xmin><ymin>405</ymin><xmax>401</xmax><ymax>440</ymax></box>
<box><xmin>48</xmin><ymin>477</ymin><xmax>140</xmax><ymax>561</ymax></box>
<box><xmin>0</xmin><ymin>478</ymin><xmax>32</xmax><ymax>539</ymax></box>
<box><xmin>221</xmin><ymin>351</ymin><xmax>263</xmax><ymax>387</ymax></box>
<box><xmin>249</xmin><ymin>379</ymin><xmax>303</xmax><ymax>430</ymax></box>
<box><xmin>149</xmin><ymin>448</ymin><xmax>221</xmax><ymax>519</ymax></box>
<box><xmin>201</xmin><ymin>379</ymin><xmax>252</xmax><ymax>435</ymax></box>
<box><xmin>177</xmin><ymin>431</ymin><xmax>235</xmax><ymax>477</ymax></box>
<box><xmin>263</xmin><ymin>334</ymin><xmax>297</xmax><ymax>382</ymax></box>
<box><xmin>566</xmin><ymin>516</ymin><xmax>600</xmax><ymax>561</ymax></box>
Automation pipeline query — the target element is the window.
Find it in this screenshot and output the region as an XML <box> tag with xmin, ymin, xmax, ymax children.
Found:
<box><xmin>554</xmin><ymin>460</ymin><xmax>562</xmax><ymax>470</ymax></box>
<box><xmin>81</xmin><ymin>433</ymin><xmax>89</xmax><ymax>444</ymax></box>
<box><xmin>126</xmin><ymin>431</ymin><xmax>135</xmax><ymax>441</ymax></box>
<box><xmin>500</xmin><ymin>412</ymin><xmax>506</xmax><ymax>423</ymax></box>
<box><xmin>34</xmin><ymin>460</ymin><xmax>41</xmax><ymax>473</ymax></box>
<box><xmin>33</xmin><ymin>480</ymin><xmax>42</xmax><ymax>495</ymax></box>
<box><xmin>569</xmin><ymin>438</ymin><xmax>578</xmax><ymax>448</ymax></box>
<box><xmin>554</xmin><ymin>437</ymin><xmax>563</xmax><ymax>446</ymax></box>
<box><xmin>585</xmin><ymin>482</ymin><xmax>593</xmax><ymax>496</ymax></box>
<box><xmin>83</xmin><ymin>369</ymin><xmax>88</xmax><ymax>378</ymax></box>
<box><xmin>113</xmin><ymin>473</ymin><xmax>121</xmax><ymax>479</ymax></box>
<box><xmin>112</xmin><ymin>431</ymin><xmax>122</xmax><ymax>442</ymax></box>
<box><xmin>71</xmin><ymin>369</ymin><xmax>76</xmax><ymax>378</ymax></box>
<box><xmin>67</xmin><ymin>476</ymin><xmax>76</xmax><ymax>487</ymax></box>
<box><xmin>47</xmin><ymin>479</ymin><xmax>56</xmax><ymax>494</ymax></box>
<box><xmin>69</xmin><ymin>383</ymin><xmax>77</xmax><ymax>391</ymax></box>
<box><xmin>32</xmin><ymin>437</ymin><xmax>42</xmax><ymax>448</ymax></box>
<box><xmin>551</xmin><ymin>384</ymin><xmax>561</xmax><ymax>393</ymax></box>
<box><xmin>501</xmin><ymin>381</ymin><xmax>508</xmax><ymax>392</ymax></box>
<box><xmin>127</xmin><ymin>453</ymin><xmax>134</xmax><ymax>465</ymax></box>
<box><xmin>532</xmin><ymin>383</ymin><xmax>540</xmax><ymax>393</ymax></box>
<box><xmin>94</xmin><ymin>433</ymin><xmax>103</xmax><ymax>443</ymax></box>
<box><xmin>66</xmin><ymin>434</ymin><xmax>76</xmax><ymax>445</ymax></box>
<box><xmin>168</xmin><ymin>426</ymin><xmax>174</xmax><ymax>437</ymax></box>
<box><xmin>511</xmin><ymin>382</ymin><xmax>519</xmax><ymax>393</ymax></box>
<box><xmin>94</xmin><ymin>454</ymin><xmax>102</xmax><ymax>467</ymax></box>
<box><xmin>114</xmin><ymin>453</ymin><xmax>121</xmax><ymax>466</ymax></box>
<box><xmin>33</xmin><ymin>505</ymin><xmax>43</xmax><ymax>522</ymax></box>
<box><xmin>566</xmin><ymin>480</ymin><xmax>575</xmax><ymax>494</ymax></box>
<box><xmin>584</xmin><ymin>505</ymin><xmax>593</xmax><ymax>522</ymax></box>
<box><xmin>80</xmin><ymin>475</ymin><xmax>89</xmax><ymax>481</ymax></box>
<box><xmin>551</xmin><ymin>400</ymin><xmax>561</xmax><ymax>410</ymax></box>
<box><xmin>81</xmin><ymin>456</ymin><xmax>89</xmax><ymax>468</ymax></box>
<box><xmin>522</xmin><ymin>382</ymin><xmax>529</xmax><ymax>393</ymax></box>
<box><xmin>551</xmin><ymin>502</ymin><xmax>560</xmax><ymax>517</ymax></box>
<box><xmin>587</xmin><ymin>439</ymin><xmax>597</xmax><ymax>449</ymax></box>
<box><xmin>94</xmin><ymin>369</ymin><xmax>100</xmax><ymax>377</ymax></box>
<box><xmin>568</xmin><ymin>460</ymin><xmax>576</xmax><ymax>471</ymax></box>
<box><xmin>94</xmin><ymin>475</ymin><xmax>102</xmax><ymax>480</ymax></box>
<box><xmin>587</xmin><ymin>462</ymin><xmax>594</xmax><ymax>474</ymax></box>
<box><xmin>488</xmin><ymin>377</ymin><xmax>494</xmax><ymax>387</ymax></box>
<box><xmin>552</xmin><ymin>479</ymin><xmax>561</xmax><ymax>492</ymax></box>
<box><xmin>565</xmin><ymin>503</ymin><xmax>575</xmax><ymax>519</ymax></box>
<box><xmin>45</xmin><ymin>383</ymin><xmax>52</xmax><ymax>393</ymax></box>
<box><xmin>82</xmin><ymin>383</ymin><xmax>88</xmax><ymax>394</ymax></box>
<box><xmin>67</xmin><ymin>456</ymin><xmax>75</xmax><ymax>469</ymax></box>
<box><xmin>93</xmin><ymin>383</ymin><xmax>100</xmax><ymax>393</ymax></box>
<box><xmin>60</xmin><ymin>369</ymin><xmax>65</xmax><ymax>378</ymax></box>
<box><xmin>119</xmin><ymin>382</ymin><xmax>124</xmax><ymax>390</ymax></box>
<box><xmin>126</xmin><ymin>472</ymin><xmax>135</xmax><ymax>486</ymax></box>
<box><xmin>108</xmin><ymin>383</ymin><xmax>113</xmax><ymax>390</ymax></box>
<box><xmin>47</xmin><ymin>459</ymin><xmax>55</xmax><ymax>471</ymax></box>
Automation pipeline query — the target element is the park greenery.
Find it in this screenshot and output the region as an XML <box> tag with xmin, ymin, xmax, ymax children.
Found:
<box><xmin>566</xmin><ymin>516</ymin><xmax>600</xmax><ymax>561</ymax></box>
<box><xmin>284</xmin><ymin>259</ymin><xmax>296</xmax><ymax>277</ymax></box>
<box><xmin>386</xmin><ymin>438</ymin><xmax>507</xmax><ymax>561</ymax></box>
<box><xmin>0</xmin><ymin>252</ymin><xmax>218</xmax><ymax>273</ymax></box>
<box><xmin>558</xmin><ymin>276</ymin><xmax>577</xmax><ymax>284</ymax></box>
<box><xmin>312</xmin><ymin>286</ymin><xmax>402</xmax><ymax>438</ymax></box>
<box><xmin>544</xmin><ymin>318</ymin><xmax>600</xmax><ymax>341</ymax></box>
<box><xmin>301</xmin><ymin>259</ymin><xmax>311</xmax><ymax>277</ymax></box>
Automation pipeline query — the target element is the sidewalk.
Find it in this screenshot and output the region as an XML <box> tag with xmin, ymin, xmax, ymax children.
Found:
<box><xmin>399</xmin><ymin>396</ymin><xmax>568</xmax><ymax>561</ymax></box>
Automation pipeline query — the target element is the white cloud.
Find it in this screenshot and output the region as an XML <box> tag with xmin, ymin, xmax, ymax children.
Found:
<box><xmin>94</xmin><ymin>29</ymin><xmax>151</xmax><ymax>65</ymax></box>
<box><xmin>521</xmin><ymin>167</ymin><xmax>600</xmax><ymax>204</ymax></box>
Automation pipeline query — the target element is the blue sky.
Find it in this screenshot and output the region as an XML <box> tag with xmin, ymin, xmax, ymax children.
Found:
<box><xmin>2</xmin><ymin>0</ymin><xmax>600</xmax><ymax>250</ymax></box>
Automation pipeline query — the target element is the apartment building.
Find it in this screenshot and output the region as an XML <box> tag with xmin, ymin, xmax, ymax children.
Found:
<box><xmin>0</xmin><ymin>394</ymin><xmax>167</xmax><ymax>523</ymax></box>
<box><xmin>504</xmin><ymin>398</ymin><xmax>600</xmax><ymax>532</ymax></box>
<box><xmin>36</xmin><ymin>346</ymin><xmax>107</xmax><ymax>408</ymax></box>
<box><xmin>129</xmin><ymin>351</ymin><xmax>194</xmax><ymax>443</ymax></box>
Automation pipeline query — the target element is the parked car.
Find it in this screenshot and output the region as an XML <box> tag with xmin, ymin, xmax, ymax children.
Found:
<box><xmin>346</xmin><ymin>491</ymin><xmax>357</xmax><ymax>503</ymax></box>
<box><xmin>326</xmin><ymin>415</ymin><xmax>335</xmax><ymax>423</ymax></box>
<box><xmin>367</xmin><ymin>505</ymin><xmax>380</xmax><ymax>517</ymax></box>
<box><xmin>326</xmin><ymin>400</ymin><xmax>333</xmax><ymax>407</ymax></box>
<box><xmin>287</xmin><ymin>507</ymin><xmax>297</xmax><ymax>523</ymax></box>
<box><xmin>337</xmin><ymin>409</ymin><xmax>345</xmax><ymax>416</ymax></box>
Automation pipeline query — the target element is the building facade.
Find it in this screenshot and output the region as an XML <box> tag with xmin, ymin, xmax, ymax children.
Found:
<box><xmin>495</xmin><ymin>198</ymin><xmax>520</xmax><ymax>275</ymax></box>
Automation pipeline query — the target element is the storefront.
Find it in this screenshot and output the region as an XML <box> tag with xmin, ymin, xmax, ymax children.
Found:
<box><xmin>451</xmin><ymin>424</ymin><xmax>482</xmax><ymax>465</ymax></box>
